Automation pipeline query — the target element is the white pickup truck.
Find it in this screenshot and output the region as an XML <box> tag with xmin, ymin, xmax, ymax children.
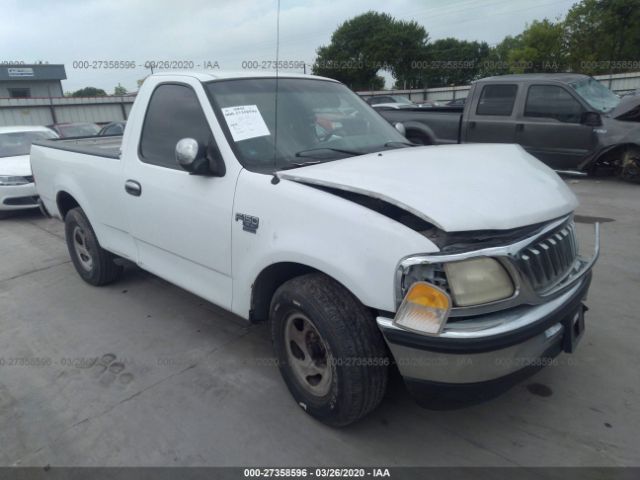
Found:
<box><xmin>31</xmin><ymin>72</ymin><xmax>599</xmax><ymax>426</ymax></box>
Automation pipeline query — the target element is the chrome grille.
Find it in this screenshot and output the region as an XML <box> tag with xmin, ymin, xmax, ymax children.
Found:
<box><xmin>518</xmin><ymin>222</ymin><xmax>578</xmax><ymax>291</ymax></box>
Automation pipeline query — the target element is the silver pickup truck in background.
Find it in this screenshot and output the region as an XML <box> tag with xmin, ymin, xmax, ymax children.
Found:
<box><xmin>376</xmin><ymin>73</ymin><xmax>640</xmax><ymax>182</ymax></box>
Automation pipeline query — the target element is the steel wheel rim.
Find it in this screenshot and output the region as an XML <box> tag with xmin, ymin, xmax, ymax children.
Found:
<box><xmin>72</xmin><ymin>225</ymin><xmax>93</xmax><ymax>271</ymax></box>
<box><xmin>284</xmin><ymin>312</ymin><xmax>333</xmax><ymax>397</ymax></box>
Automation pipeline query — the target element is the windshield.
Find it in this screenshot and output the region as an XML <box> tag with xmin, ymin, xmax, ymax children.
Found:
<box><xmin>570</xmin><ymin>78</ymin><xmax>620</xmax><ymax>113</ymax></box>
<box><xmin>206</xmin><ymin>78</ymin><xmax>408</xmax><ymax>172</ymax></box>
<box><xmin>59</xmin><ymin>123</ymin><xmax>100</xmax><ymax>137</ymax></box>
<box><xmin>0</xmin><ymin>130</ymin><xmax>58</xmax><ymax>158</ymax></box>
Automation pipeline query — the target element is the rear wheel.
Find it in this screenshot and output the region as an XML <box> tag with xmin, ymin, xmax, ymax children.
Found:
<box><xmin>65</xmin><ymin>207</ymin><xmax>122</xmax><ymax>286</ymax></box>
<box><xmin>270</xmin><ymin>273</ymin><xmax>388</xmax><ymax>426</ymax></box>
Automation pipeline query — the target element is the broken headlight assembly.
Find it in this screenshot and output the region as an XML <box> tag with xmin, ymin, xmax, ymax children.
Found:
<box><xmin>398</xmin><ymin>257</ymin><xmax>515</xmax><ymax>309</ymax></box>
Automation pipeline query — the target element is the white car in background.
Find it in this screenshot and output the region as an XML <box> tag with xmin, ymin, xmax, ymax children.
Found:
<box><xmin>0</xmin><ymin>126</ymin><xmax>58</xmax><ymax>216</ymax></box>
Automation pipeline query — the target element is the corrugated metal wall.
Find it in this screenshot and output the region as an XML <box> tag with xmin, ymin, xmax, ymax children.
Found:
<box><xmin>0</xmin><ymin>105</ymin><xmax>53</xmax><ymax>126</ymax></box>
<box><xmin>0</xmin><ymin>96</ymin><xmax>135</xmax><ymax>127</ymax></box>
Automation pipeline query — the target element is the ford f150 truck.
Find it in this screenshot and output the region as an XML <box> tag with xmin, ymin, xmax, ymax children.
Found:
<box><xmin>31</xmin><ymin>72</ymin><xmax>599</xmax><ymax>426</ymax></box>
<box><xmin>377</xmin><ymin>73</ymin><xmax>640</xmax><ymax>181</ymax></box>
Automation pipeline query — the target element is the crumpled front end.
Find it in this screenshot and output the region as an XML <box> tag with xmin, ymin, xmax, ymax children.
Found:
<box><xmin>376</xmin><ymin>215</ymin><xmax>599</xmax><ymax>404</ymax></box>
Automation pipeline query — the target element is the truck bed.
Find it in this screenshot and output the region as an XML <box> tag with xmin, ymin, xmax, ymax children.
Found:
<box><xmin>33</xmin><ymin>135</ymin><xmax>122</xmax><ymax>159</ymax></box>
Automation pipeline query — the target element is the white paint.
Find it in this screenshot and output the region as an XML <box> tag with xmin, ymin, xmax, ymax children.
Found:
<box><xmin>1</xmin><ymin>155</ymin><xmax>31</xmax><ymax>177</ymax></box>
<box><xmin>278</xmin><ymin>143</ymin><xmax>578</xmax><ymax>232</ymax></box>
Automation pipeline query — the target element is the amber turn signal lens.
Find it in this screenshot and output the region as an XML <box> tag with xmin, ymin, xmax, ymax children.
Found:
<box><xmin>393</xmin><ymin>282</ymin><xmax>451</xmax><ymax>336</ymax></box>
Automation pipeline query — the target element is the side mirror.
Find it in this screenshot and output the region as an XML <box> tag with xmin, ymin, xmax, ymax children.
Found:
<box><xmin>581</xmin><ymin>111</ymin><xmax>602</xmax><ymax>127</ymax></box>
<box><xmin>394</xmin><ymin>122</ymin><xmax>406</xmax><ymax>137</ymax></box>
<box><xmin>175</xmin><ymin>138</ymin><xmax>225</xmax><ymax>176</ymax></box>
<box><xmin>176</xmin><ymin>138</ymin><xmax>202</xmax><ymax>172</ymax></box>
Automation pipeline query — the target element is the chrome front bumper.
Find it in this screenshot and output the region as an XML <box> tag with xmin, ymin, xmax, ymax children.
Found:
<box><xmin>380</xmin><ymin>321</ymin><xmax>566</xmax><ymax>384</ymax></box>
<box><xmin>378</xmin><ymin>272</ymin><xmax>590</xmax><ymax>384</ymax></box>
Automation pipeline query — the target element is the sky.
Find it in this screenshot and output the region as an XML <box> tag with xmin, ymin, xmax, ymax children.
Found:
<box><xmin>1</xmin><ymin>0</ymin><xmax>578</xmax><ymax>93</ymax></box>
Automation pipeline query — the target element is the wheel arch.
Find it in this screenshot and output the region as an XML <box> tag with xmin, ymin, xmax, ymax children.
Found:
<box><xmin>249</xmin><ymin>261</ymin><xmax>367</xmax><ymax>323</ymax></box>
<box><xmin>56</xmin><ymin>190</ymin><xmax>81</xmax><ymax>219</ymax></box>
<box><xmin>582</xmin><ymin>142</ymin><xmax>640</xmax><ymax>171</ymax></box>
<box><xmin>401</xmin><ymin>121</ymin><xmax>436</xmax><ymax>145</ymax></box>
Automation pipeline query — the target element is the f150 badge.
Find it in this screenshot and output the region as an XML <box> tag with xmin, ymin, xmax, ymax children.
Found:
<box><xmin>235</xmin><ymin>213</ymin><xmax>259</xmax><ymax>233</ymax></box>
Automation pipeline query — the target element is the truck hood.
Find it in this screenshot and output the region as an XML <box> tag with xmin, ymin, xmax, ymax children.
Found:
<box><xmin>277</xmin><ymin>144</ymin><xmax>578</xmax><ymax>232</ymax></box>
<box><xmin>0</xmin><ymin>155</ymin><xmax>32</xmax><ymax>177</ymax></box>
<box><xmin>610</xmin><ymin>95</ymin><xmax>640</xmax><ymax>121</ymax></box>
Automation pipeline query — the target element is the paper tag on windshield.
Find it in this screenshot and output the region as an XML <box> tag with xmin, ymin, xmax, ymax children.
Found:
<box><xmin>221</xmin><ymin>105</ymin><xmax>270</xmax><ymax>142</ymax></box>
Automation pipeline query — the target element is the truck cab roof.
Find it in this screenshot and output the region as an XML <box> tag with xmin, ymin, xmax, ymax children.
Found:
<box><xmin>145</xmin><ymin>71</ymin><xmax>337</xmax><ymax>83</ymax></box>
<box><xmin>475</xmin><ymin>73</ymin><xmax>591</xmax><ymax>84</ymax></box>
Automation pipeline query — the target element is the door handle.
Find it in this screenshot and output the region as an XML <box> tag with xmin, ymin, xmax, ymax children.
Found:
<box><xmin>516</xmin><ymin>123</ymin><xmax>524</xmax><ymax>132</ymax></box>
<box><xmin>125</xmin><ymin>180</ymin><xmax>142</xmax><ymax>197</ymax></box>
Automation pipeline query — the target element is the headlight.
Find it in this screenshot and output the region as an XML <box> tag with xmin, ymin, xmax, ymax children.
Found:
<box><xmin>0</xmin><ymin>176</ymin><xmax>30</xmax><ymax>186</ymax></box>
<box><xmin>444</xmin><ymin>257</ymin><xmax>514</xmax><ymax>307</ymax></box>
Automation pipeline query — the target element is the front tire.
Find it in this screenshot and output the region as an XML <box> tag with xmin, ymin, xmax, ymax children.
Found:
<box><xmin>619</xmin><ymin>147</ymin><xmax>640</xmax><ymax>183</ymax></box>
<box><xmin>65</xmin><ymin>207</ymin><xmax>122</xmax><ymax>286</ymax></box>
<box><xmin>270</xmin><ymin>273</ymin><xmax>388</xmax><ymax>426</ymax></box>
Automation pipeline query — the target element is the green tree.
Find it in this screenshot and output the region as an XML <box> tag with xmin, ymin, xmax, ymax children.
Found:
<box><xmin>565</xmin><ymin>0</ymin><xmax>640</xmax><ymax>74</ymax></box>
<box><xmin>480</xmin><ymin>36</ymin><xmax>523</xmax><ymax>77</ymax></box>
<box><xmin>71</xmin><ymin>87</ymin><xmax>107</xmax><ymax>97</ymax></box>
<box><xmin>385</xmin><ymin>18</ymin><xmax>430</xmax><ymax>89</ymax></box>
<box><xmin>419</xmin><ymin>38</ymin><xmax>491</xmax><ymax>87</ymax></box>
<box><xmin>312</xmin><ymin>11</ymin><xmax>428</xmax><ymax>90</ymax></box>
<box><xmin>114</xmin><ymin>83</ymin><xmax>128</xmax><ymax>95</ymax></box>
<box><xmin>507</xmin><ymin>19</ymin><xmax>566</xmax><ymax>73</ymax></box>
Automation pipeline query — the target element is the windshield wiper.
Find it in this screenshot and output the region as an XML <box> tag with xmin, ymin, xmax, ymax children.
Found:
<box><xmin>384</xmin><ymin>141</ymin><xmax>418</xmax><ymax>147</ymax></box>
<box><xmin>278</xmin><ymin>160</ymin><xmax>325</xmax><ymax>171</ymax></box>
<box><xmin>295</xmin><ymin>147</ymin><xmax>365</xmax><ymax>158</ymax></box>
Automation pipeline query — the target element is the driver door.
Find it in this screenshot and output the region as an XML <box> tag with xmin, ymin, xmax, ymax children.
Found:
<box><xmin>123</xmin><ymin>82</ymin><xmax>237</xmax><ymax>309</ymax></box>
<box><xmin>516</xmin><ymin>85</ymin><xmax>596</xmax><ymax>169</ymax></box>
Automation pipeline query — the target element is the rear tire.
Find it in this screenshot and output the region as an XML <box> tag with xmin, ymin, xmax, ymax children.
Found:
<box><xmin>270</xmin><ymin>273</ymin><xmax>388</xmax><ymax>426</ymax></box>
<box><xmin>65</xmin><ymin>207</ymin><xmax>122</xmax><ymax>286</ymax></box>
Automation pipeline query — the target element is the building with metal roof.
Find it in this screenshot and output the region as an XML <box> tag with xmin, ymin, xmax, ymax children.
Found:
<box><xmin>0</xmin><ymin>64</ymin><xmax>66</xmax><ymax>98</ymax></box>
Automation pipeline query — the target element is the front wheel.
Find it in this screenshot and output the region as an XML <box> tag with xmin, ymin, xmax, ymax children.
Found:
<box><xmin>65</xmin><ymin>207</ymin><xmax>122</xmax><ymax>286</ymax></box>
<box><xmin>619</xmin><ymin>147</ymin><xmax>640</xmax><ymax>183</ymax></box>
<box><xmin>270</xmin><ymin>273</ymin><xmax>388</xmax><ymax>426</ymax></box>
